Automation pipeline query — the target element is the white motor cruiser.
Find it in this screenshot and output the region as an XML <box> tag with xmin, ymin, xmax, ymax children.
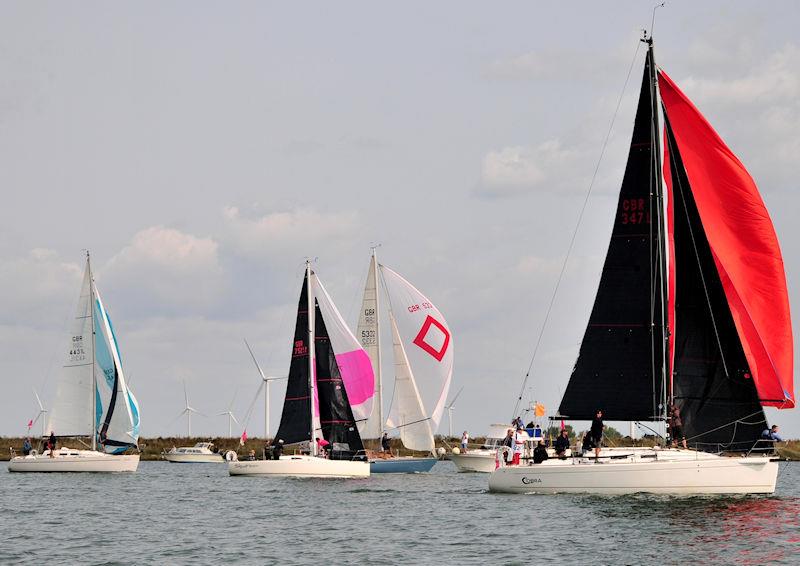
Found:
<box><xmin>163</xmin><ymin>442</ymin><xmax>223</xmax><ymax>463</ymax></box>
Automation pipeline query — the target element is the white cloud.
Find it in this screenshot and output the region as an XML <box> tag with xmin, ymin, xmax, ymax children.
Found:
<box><xmin>102</xmin><ymin>227</ymin><xmax>224</xmax><ymax>314</ymax></box>
<box><xmin>0</xmin><ymin>248</ymin><xmax>82</xmax><ymax>326</ymax></box>
<box><xmin>222</xmin><ymin>206</ymin><xmax>359</xmax><ymax>259</ymax></box>
<box><xmin>478</xmin><ymin>140</ymin><xmax>581</xmax><ymax>197</ymax></box>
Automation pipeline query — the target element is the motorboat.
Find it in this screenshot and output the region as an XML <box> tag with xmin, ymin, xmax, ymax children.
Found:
<box><xmin>163</xmin><ymin>442</ymin><xmax>224</xmax><ymax>463</ymax></box>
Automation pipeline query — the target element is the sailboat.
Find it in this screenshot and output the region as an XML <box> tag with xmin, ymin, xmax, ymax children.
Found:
<box><xmin>356</xmin><ymin>249</ymin><xmax>454</xmax><ymax>473</ymax></box>
<box><xmin>228</xmin><ymin>261</ymin><xmax>371</xmax><ymax>477</ymax></box>
<box><xmin>9</xmin><ymin>253</ymin><xmax>140</xmax><ymax>472</ymax></box>
<box><xmin>489</xmin><ymin>34</ymin><xmax>793</xmax><ymax>494</ymax></box>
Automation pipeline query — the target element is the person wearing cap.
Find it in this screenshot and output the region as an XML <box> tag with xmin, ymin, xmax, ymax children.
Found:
<box><xmin>381</xmin><ymin>431</ymin><xmax>391</xmax><ymax>454</ymax></box>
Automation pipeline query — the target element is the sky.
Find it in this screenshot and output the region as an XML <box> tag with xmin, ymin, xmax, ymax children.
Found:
<box><xmin>1</xmin><ymin>1</ymin><xmax>799</xmax><ymax>440</ymax></box>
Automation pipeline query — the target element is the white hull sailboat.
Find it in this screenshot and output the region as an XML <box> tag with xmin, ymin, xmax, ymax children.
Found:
<box><xmin>9</xmin><ymin>253</ymin><xmax>141</xmax><ymax>473</ymax></box>
<box><xmin>228</xmin><ymin>261</ymin><xmax>372</xmax><ymax>479</ymax></box>
<box><xmin>228</xmin><ymin>454</ymin><xmax>369</xmax><ymax>478</ymax></box>
<box><xmin>9</xmin><ymin>449</ymin><xmax>139</xmax><ymax>473</ymax></box>
<box><xmin>356</xmin><ymin>250</ymin><xmax>454</xmax><ymax>473</ymax></box>
<box><xmin>489</xmin><ymin>448</ymin><xmax>777</xmax><ymax>495</ymax></box>
<box><xmin>490</xmin><ymin>34</ymin><xmax>793</xmax><ymax>495</ymax></box>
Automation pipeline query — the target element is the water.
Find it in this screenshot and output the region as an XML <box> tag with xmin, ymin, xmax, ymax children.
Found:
<box><xmin>2</xmin><ymin>460</ymin><xmax>798</xmax><ymax>565</ymax></box>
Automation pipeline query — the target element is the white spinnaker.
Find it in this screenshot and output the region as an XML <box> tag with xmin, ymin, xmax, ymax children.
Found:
<box><xmin>93</xmin><ymin>285</ymin><xmax>137</xmax><ymax>451</ymax></box>
<box><xmin>355</xmin><ymin>255</ymin><xmax>382</xmax><ymax>439</ymax></box>
<box><xmin>311</xmin><ymin>273</ymin><xmax>375</xmax><ymax>425</ymax></box>
<box><xmin>47</xmin><ymin>262</ymin><xmax>95</xmax><ymax>437</ymax></box>
<box><xmin>385</xmin><ymin>314</ymin><xmax>434</xmax><ymax>452</ymax></box>
<box><xmin>380</xmin><ymin>265</ymin><xmax>453</xmax><ymax>435</ymax></box>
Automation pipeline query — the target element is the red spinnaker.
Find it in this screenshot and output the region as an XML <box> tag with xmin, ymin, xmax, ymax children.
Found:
<box><xmin>659</xmin><ymin>69</ymin><xmax>794</xmax><ymax>408</ymax></box>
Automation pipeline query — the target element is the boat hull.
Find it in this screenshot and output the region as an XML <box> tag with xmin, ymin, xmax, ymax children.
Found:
<box><xmin>488</xmin><ymin>451</ymin><xmax>778</xmax><ymax>495</ymax></box>
<box><xmin>370</xmin><ymin>457</ymin><xmax>437</xmax><ymax>473</ymax></box>
<box><xmin>449</xmin><ymin>451</ymin><xmax>496</xmax><ymax>473</ymax></box>
<box><xmin>163</xmin><ymin>453</ymin><xmax>224</xmax><ymax>463</ymax></box>
<box><xmin>228</xmin><ymin>455</ymin><xmax>370</xmax><ymax>478</ymax></box>
<box><xmin>8</xmin><ymin>450</ymin><xmax>139</xmax><ymax>473</ymax></box>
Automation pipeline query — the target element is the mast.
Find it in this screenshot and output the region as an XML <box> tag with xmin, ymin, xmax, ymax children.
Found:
<box><xmin>87</xmin><ymin>251</ymin><xmax>97</xmax><ymax>452</ymax></box>
<box><xmin>306</xmin><ymin>260</ymin><xmax>317</xmax><ymax>457</ymax></box>
<box><xmin>645</xmin><ymin>35</ymin><xmax>670</xmax><ymax>421</ymax></box>
<box><xmin>372</xmin><ymin>246</ymin><xmax>384</xmax><ymax>435</ymax></box>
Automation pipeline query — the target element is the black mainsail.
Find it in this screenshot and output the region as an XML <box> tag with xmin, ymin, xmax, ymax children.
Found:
<box><xmin>274</xmin><ymin>272</ymin><xmax>313</xmax><ymax>445</ymax></box>
<box><xmin>557</xmin><ymin>37</ymin><xmax>794</xmax><ymax>450</ymax></box>
<box><xmin>559</xmin><ymin>49</ymin><xmax>667</xmax><ymax>422</ymax></box>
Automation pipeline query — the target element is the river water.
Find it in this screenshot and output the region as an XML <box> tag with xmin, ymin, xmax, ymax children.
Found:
<box><xmin>1</xmin><ymin>460</ymin><xmax>798</xmax><ymax>565</ymax></box>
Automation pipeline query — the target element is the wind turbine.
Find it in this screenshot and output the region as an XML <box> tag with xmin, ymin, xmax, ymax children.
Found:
<box><xmin>217</xmin><ymin>390</ymin><xmax>240</xmax><ymax>437</ymax></box>
<box><xmin>244</xmin><ymin>339</ymin><xmax>288</xmax><ymax>439</ymax></box>
<box><xmin>31</xmin><ymin>388</ymin><xmax>47</xmax><ymax>438</ymax></box>
<box><xmin>444</xmin><ymin>386</ymin><xmax>464</xmax><ymax>439</ymax></box>
<box><xmin>178</xmin><ymin>381</ymin><xmax>203</xmax><ymax>437</ymax></box>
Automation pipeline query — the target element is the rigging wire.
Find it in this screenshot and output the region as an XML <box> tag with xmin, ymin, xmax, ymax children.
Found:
<box><xmin>510</xmin><ymin>40</ymin><xmax>644</xmax><ymax>419</ymax></box>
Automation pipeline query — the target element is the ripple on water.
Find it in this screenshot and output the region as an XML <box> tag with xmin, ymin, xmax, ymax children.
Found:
<box><xmin>1</xmin><ymin>461</ymin><xmax>799</xmax><ymax>564</ymax></box>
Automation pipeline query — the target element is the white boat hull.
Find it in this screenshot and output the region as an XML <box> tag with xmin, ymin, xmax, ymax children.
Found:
<box><xmin>228</xmin><ymin>454</ymin><xmax>370</xmax><ymax>478</ymax></box>
<box><xmin>163</xmin><ymin>453</ymin><xmax>223</xmax><ymax>463</ymax></box>
<box><xmin>488</xmin><ymin>449</ymin><xmax>778</xmax><ymax>495</ymax></box>
<box><xmin>8</xmin><ymin>449</ymin><xmax>139</xmax><ymax>473</ymax></box>
<box><xmin>449</xmin><ymin>451</ymin><xmax>496</xmax><ymax>473</ymax></box>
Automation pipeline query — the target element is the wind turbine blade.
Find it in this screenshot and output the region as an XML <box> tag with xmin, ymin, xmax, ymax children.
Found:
<box><xmin>231</xmin><ymin>414</ymin><xmax>240</xmax><ymax>425</ymax></box>
<box><xmin>227</xmin><ymin>387</ymin><xmax>238</xmax><ymax>412</ymax></box>
<box><xmin>183</xmin><ymin>381</ymin><xmax>189</xmax><ymax>409</ymax></box>
<box><xmin>446</xmin><ymin>386</ymin><xmax>464</xmax><ymax>409</ymax></box>
<box><xmin>33</xmin><ymin>388</ymin><xmax>45</xmax><ymax>411</ymax></box>
<box><xmin>244</xmin><ymin>339</ymin><xmax>267</xmax><ymax>380</ymax></box>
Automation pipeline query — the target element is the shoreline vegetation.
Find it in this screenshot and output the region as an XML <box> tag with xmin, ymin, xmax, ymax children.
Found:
<box><xmin>1</xmin><ymin>436</ymin><xmax>798</xmax><ymax>462</ymax></box>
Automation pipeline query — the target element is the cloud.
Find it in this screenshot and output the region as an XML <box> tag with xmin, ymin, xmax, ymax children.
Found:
<box><xmin>102</xmin><ymin>226</ymin><xmax>225</xmax><ymax>315</ymax></box>
<box><xmin>0</xmin><ymin>248</ymin><xmax>82</xmax><ymax>326</ymax></box>
<box><xmin>476</xmin><ymin>140</ymin><xmax>582</xmax><ymax>198</ymax></box>
<box><xmin>670</xmin><ymin>43</ymin><xmax>800</xmax><ymax>190</ymax></box>
<box><xmin>222</xmin><ymin>206</ymin><xmax>359</xmax><ymax>259</ymax></box>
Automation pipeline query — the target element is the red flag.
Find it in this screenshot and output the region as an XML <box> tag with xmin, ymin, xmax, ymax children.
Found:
<box><xmin>240</xmin><ymin>430</ymin><xmax>247</xmax><ymax>446</ymax></box>
<box><xmin>560</xmin><ymin>419</ymin><xmax>565</xmax><ymax>431</ymax></box>
<box><xmin>27</xmin><ymin>420</ymin><xmax>33</xmax><ymax>429</ymax></box>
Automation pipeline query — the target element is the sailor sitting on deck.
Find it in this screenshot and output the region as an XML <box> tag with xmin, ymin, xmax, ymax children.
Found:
<box><xmin>761</xmin><ymin>425</ymin><xmax>783</xmax><ymax>442</ymax></box>
<box><xmin>533</xmin><ymin>441</ymin><xmax>549</xmax><ymax>464</ymax></box>
<box><xmin>554</xmin><ymin>430</ymin><xmax>570</xmax><ymax>459</ymax></box>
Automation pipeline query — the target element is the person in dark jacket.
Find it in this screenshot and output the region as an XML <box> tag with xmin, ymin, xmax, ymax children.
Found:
<box><xmin>273</xmin><ymin>439</ymin><xmax>284</xmax><ymax>460</ymax></box>
<box><xmin>590</xmin><ymin>410</ymin><xmax>604</xmax><ymax>459</ymax></box>
<box><xmin>554</xmin><ymin>430</ymin><xmax>570</xmax><ymax>459</ymax></box>
<box><xmin>48</xmin><ymin>431</ymin><xmax>57</xmax><ymax>458</ymax></box>
<box><xmin>669</xmin><ymin>404</ymin><xmax>687</xmax><ymax>449</ymax></box>
<box><xmin>381</xmin><ymin>432</ymin><xmax>391</xmax><ymax>453</ymax></box>
<box><xmin>533</xmin><ymin>441</ymin><xmax>549</xmax><ymax>464</ymax></box>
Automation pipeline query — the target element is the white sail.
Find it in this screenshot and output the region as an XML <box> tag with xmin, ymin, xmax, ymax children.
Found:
<box><xmin>385</xmin><ymin>314</ymin><xmax>434</xmax><ymax>452</ymax></box>
<box><xmin>311</xmin><ymin>273</ymin><xmax>375</xmax><ymax>426</ymax></box>
<box><xmin>93</xmin><ymin>284</ymin><xmax>139</xmax><ymax>453</ymax></box>
<box><xmin>47</xmin><ymin>261</ymin><xmax>95</xmax><ymax>437</ymax></box>
<box><xmin>380</xmin><ymin>265</ymin><xmax>453</xmax><ymax>436</ymax></box>
<box><xmin>356</xmin><ymin>254</ymin><xmax>383</xmax><ymax>439</ymax></box>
